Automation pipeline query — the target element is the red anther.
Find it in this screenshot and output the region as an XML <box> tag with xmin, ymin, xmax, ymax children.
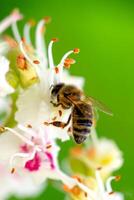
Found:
<box><xmin>27</xmin><ymin>124</ymin><xmax>32</xmax><ymax>128</ymax></box>
<box><xmin>55</xmin><ymin>67</ymin><xmax>59</xmax><ymax>74</ymax></box>
<box><xmin>64</xmin><ymin>58</ymin><xmax>76</xmax><ymax>64</ymax></box>
<box><xmin>51</xmin><ymin>38</ymin><xmax>58</xmax><ymax>42</ymax></box>
<box><xmin>21</xmin><ymin>37</ymin><xmax>26</xmax><ymax>43</ymax></box>
<box><xmin>109</xmin><ymin>191</ymin><xmax>115</xmax><ymax>195</ymax></box>
<box><xmin>58</xmin><ymin>110</ymin><xmax>62</xmax><ymax>117</ymax></box>
<box><xmin>97</xmin><ymin>166</ymin><xmax>102</xmax><ymax>170</ymax></box>
<box><xmin>73</xmin><ymin>48</ymin><xmax>80</xmax><ymax>54</ymax></box>
<box><xmin>28</xmin><ymin>19</ymin><xmax>36</xmax><ymax>26</ymax></box>
<box><xmin>33</xmin><ymin>60</ymin><xmax>40</xmax><ymax>64</ymax></box>
<box><xmin>44</xmin><ymin>16</ymin><xmax>51</xmax><ymax>24</ymax></box>
<box><xmin>46</xmin><ymin>144</ymin><xmax>52</xmax><ymax>149</ymax></box>
<box><xmin>115</xmin><ymin>175</ymin><xmax>121</xmax><ymax>182</ymax></box>
<box><xmin>64</xmin><ymin>63</ymin><xmax>71</xmax><ymax>69</ymax></box>
<box><xmin>11</xmin><ymin>168</ymin><xmax>15</xmax><ymax>174</ymax></box>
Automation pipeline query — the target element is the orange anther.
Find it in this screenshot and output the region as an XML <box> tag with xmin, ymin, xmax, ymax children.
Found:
<box><xmin>51</xmin><ymin>38</ymin><xmax>58</xmax><ymax>42</ymax></box>
<box><xmin>28</xmin><ymin>19</ymin><xmax>36</xmax><ymax>26</ymax></box>
<box><xmin>11</xmin><ymin>168</ymin><xmax>15</xmax><ymax>174</ymax></box>
<box><xmin>55</xmin><ymin>67</ymin><xmax>59</xmax><ymax>74</ymax></box>
<box><xmin>44</xmin><ymin>16</ymin><xmax>51</xmax><ymax>24</ymax></box>
<box><xmin>115</xmin><ymin>175</ymin><xmax>121</xmax><ymax>182</ymax></box>
<box><xmin>33</xmin><ymin>60</ymin><xmax>40</xmax><ymax>64</ymax></box>
<box><xmin>73</xmin><ymin>48</ymin><xmax>80</xmax><ymax>54</ymax></box>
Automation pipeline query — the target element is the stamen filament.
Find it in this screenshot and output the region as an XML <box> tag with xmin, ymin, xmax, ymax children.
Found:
<box><xmin>24</xmin><ymin>23</ymin><xmax>32</xmax><ymax>45</ymax></box>
<box><xmin>0</xmin><ymin>9</ymin><xmax>22</xmax><ymax>34</ymax></box>
<box><xmin>10</xmin><ymin>148</ymin><xmax>36</xmax><ymax>169</ymax></box>
<box><xmin>35</xmin><ymin>19</ymin><xmax>47</xmax><ymax>67</ymax></box>
<box><xmin>95</xmin><ymin>170</ymin><xmax>105</xmax><ymax>200</ymax></box>
<box><xmin>48</xmin><ymin>39</ymin><xmax>57</xmax><ymax>85</ymax></box>
<box><xmin>106</xmin><ymin>176</ymin><xmax>115</xmax><ymax>193</ymax></box>
<box><xmin>5</xmin><ymin>127</ymin><xmax>34</xmax><ymax>147</ymax></box>
<box><xmin>59</xmin><ymin>171</ymin><xmax>95</xmax><ymax>200</ymax></box>
<box><xmin>19</xmin><ymin>40</ymin><xmax>41</xmax><ymax>79</ymax></box>
<box><xmin>11</xmin><ymin>22</ymin><xmax>21</xmax><ymax>42</ymax></box>
<box><xmin>58</xmin><ymin>50</ymin><xmax>75</xmax><ymax>82</ymax></box>
<box><xmin>17</xmin><ymin>124</ymin><xmax>36</xmax><ymax>138</ymax></box>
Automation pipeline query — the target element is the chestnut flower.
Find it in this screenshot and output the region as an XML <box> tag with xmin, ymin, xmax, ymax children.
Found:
<box><xmin>69</xmin><ymin>129</ymin><xmax>123</xmax><ymax>180</ymax></box>
<box><xmin>64</xmin><ymin>170</ymin><xmax>124</xmax><ymax>200</ymax></box>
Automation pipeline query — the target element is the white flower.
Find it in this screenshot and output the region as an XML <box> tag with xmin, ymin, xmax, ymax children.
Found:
<box><xmin>0</xmin><ymin>162</ymin><xmax>43</xmax><ymax>200</ymax></box>
<box><xmin>89</xmin><ymin>129</ymin><xmax>123</xmax><ymax>178</ymax></box>
<box><xmin>69</xmin><ymin>129</ymin><xmax>123</xmax><ymax>179</ymax></box>
<box><xmin>0</xmin><ymin>56</ymin><xmax>14</xmax><ymax>97</ymax></box>
<box><xmin>64</xmin><ymin>170</ymin><xmax>124</xmax><ymax>200</ymax></box>
<box><xmin>0</xmin><ymin>124</ymin><xmax>96</xmax><ymax>199</ymax></box>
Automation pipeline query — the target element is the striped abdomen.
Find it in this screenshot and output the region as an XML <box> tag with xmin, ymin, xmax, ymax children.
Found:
<box><xmin>72</xmin><ymin>102</ymin><xmax>93</xmax><ymax>144</ymax></box>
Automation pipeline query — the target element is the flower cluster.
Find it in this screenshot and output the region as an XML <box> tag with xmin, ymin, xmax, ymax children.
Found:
<box><xmin>0</xmin><ymin>9</ymin><xmax>124</xmax><ymax>200</ymax></box>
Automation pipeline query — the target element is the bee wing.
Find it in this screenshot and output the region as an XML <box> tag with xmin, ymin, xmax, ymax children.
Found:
<box><xmin>85</xmin><ymin>96</ymin><xmax>113</xmax><ymax>116</ymax></box>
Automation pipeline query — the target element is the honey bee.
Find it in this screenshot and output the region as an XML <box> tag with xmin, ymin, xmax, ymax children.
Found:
<box><xmin>48</xmin><ymin>83</ymin><xmax>112</xmax><ymax>144</ymax></box>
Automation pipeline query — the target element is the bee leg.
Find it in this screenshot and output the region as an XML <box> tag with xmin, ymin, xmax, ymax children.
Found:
<box><xmin>48</xmin><ymin>114</ymin><xmax>71</xmax><ymax>129</ymax></box>
<box><xmin>50</xmin><ymin>101</ymin><xmax>62</xmax><ymax>107</ymax></box>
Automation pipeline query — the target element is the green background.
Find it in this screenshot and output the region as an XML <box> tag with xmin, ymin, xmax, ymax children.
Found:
<box><xmin>0</xmin><ymin>0</ymin><xmax>134</xmax><ymax>199</ymax></box>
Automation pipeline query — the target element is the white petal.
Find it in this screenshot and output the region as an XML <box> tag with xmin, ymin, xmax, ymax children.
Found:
<box><xmin>0</xmin><ymin>56</ymin><xmax>14</xmax><ymax>97</ymax></box>
<box><xmin>0</xmin><ymin>131</ymin><xmax>22</xmax><ymax>162</ymax></box>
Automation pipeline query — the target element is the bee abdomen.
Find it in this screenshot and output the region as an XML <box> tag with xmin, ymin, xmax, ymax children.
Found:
<box><xmin>76</xmin><ymin>119</ymin><xmax>93</xmax><ymax>127</ymax></box>
<box><xmin>73</xmin><ymin>126</ymin><xmax>91</xmax><ymax>135</ymax></box>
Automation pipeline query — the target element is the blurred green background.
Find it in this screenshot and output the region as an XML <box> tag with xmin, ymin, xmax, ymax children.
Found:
<box><xmin>0</xmin><ymin>0</ymin><xmax>134</xmax><ymax>199</ymax></box>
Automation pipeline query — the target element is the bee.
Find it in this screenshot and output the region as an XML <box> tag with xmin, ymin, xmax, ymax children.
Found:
<box><xmin>48</xmin><ymin>83</ymin><xmax>112</xmax><ymax>144</ymax></box>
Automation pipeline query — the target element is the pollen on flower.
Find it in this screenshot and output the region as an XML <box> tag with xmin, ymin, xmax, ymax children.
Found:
<box><xmin>63</xmin><ymin>184</ymin><xmax>81</xmax><ymax>196</ymax></box>
<box><xmin>17</xmin><ymin>55</ymin><xmax>27</xmax><ymax>70</ymax></box>
<box><xmin>64</xmin><ymin>58</ymin><xmax>76</xmax><ymax>69</ymax></box>
<box><xmin>3</xmin><ymin>35</ymin><xmax>18</xmax><ymax>48</ymax></box>
<box><xmin>72</xmin><ymin>175</ymin><xmax>82</xmax><ymax>183</ymax></box>
<box><xmin>33</xmin><ymin>60</ymin><xmax>40</xmax><ymax>64</ymax></box>
<box><xmin>73</xmin><ymin>48</ymin><xmax>80</xmax><ymax>54</ymax></box>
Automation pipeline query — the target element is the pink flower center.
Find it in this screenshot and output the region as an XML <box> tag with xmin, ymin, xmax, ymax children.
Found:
<box><xmin>25</xmin><ymin>153</ymin><xmax>41</xmax><ymax>171</ymax></box>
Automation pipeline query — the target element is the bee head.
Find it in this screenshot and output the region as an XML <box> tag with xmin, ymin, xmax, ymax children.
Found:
<box><xmin>51</xmin><ymin>83</ymin><xmax>65</xmax><ymax>99</ymax></box>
